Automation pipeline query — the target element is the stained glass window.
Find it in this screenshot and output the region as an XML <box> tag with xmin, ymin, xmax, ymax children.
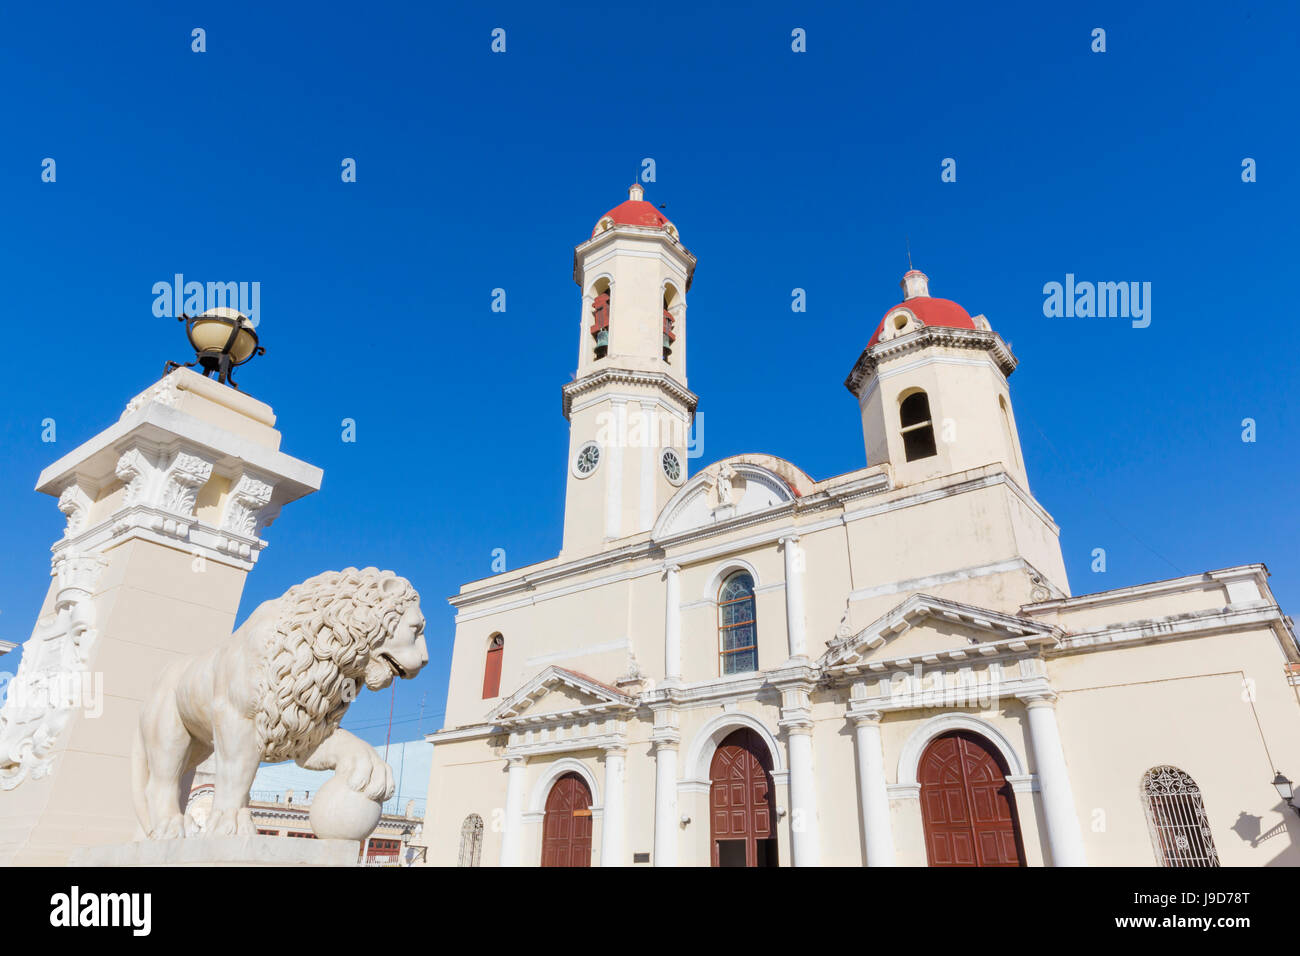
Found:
<box><xmin>718</xmin><ymin>571</ymin><xmax>758</xmax><ymax>675</ymax></box>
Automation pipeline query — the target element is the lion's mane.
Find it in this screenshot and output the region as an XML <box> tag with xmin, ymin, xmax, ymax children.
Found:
<box><xmin>253</xmin><ymin>567</ymin><xmax>419</xmax><ymax>763</ymax></box>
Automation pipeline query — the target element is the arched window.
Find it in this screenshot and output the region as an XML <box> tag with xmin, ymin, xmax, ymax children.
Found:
<box><xmin>481</xmin><ymin>633</ymin><xmax>504</xmax><ymax>699</ymax></box>
<box><xmin>1142</xmin><ymin>766</ymin><xmax>1219</xmax><ymax>866</ymax></box>
<box><xmin>899</xmin><ymin>390</ymin><xmax>938</xmax><ymax>461</ymax></box>
<box><xmin>718</xmin><ymin>571</ymin><xmax>758</xmax><ymax>675</ymax></box>
<box><xmin>662</xmin><ymin>284</ymin><xmax>679</xmax><ymax>361</ymax></box>
<box><xmin>590</xmin><ymin>279</ymin><xmax>611</xmax><ymax>360</ymax></box>
<box><xmin>458</xmin><ymin>813</ymin><xmax>484</xmax><ymax>867</ymax></box>
<box><xmin>999</xmin><ymin>395</ymin><xmax>1022</xmax><ymax>472</ymax></box>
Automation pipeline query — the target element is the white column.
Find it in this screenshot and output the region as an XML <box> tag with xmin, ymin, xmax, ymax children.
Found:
<box><xmin>780</xmin><ymin>535</ymin><xmax>807</xmax><ymax>659</ymax></box>
<box><xmin>1022</xmin><ymin>693</ymin><xmax>1087</xmax><ymax>866</ymax></box>
<box><xmin>600</xmin><ymin>746</ymin><xmax>627</xmax><ymax>867</ymax></box>
<box><xmin>784</xmin><ymin>725</ymin><xmax>821</xmax><ymax>866</ymax></box>
<box><xmin>498</xmin><ymin>756</ymin><xmax>527</xmax><ymax>867</ymax></box>
<box><xmin>653</xmin><ymin>739</ymin><xmax>679</xmax><ymax>867</ymax></box>
<box><xmin>850</xmin><ymin>710</ymin><xmax>895</xmax><ymax>866</ymax></box>
<box><xmin>638</xmin><ymin>403</ymin><xmax>655</xmax><ymax>531</ymax></box>
<box><xmin>663</xmin><ymin>563</ymin><xmax>681</xmax><ymax>683</ymax></box>
<box><xmin>603</xmin><ymin>400</ymin><xmax>625</xmax><ymax>539</ymax></box>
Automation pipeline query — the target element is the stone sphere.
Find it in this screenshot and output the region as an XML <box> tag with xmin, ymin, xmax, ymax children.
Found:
<box><xmin>309</xmin><ymin>775</ymin><xmax>382</xmax><ymax>841</ymax></box>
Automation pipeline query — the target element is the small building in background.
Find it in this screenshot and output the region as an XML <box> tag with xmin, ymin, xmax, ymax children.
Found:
<box><xmin>184</xmin><ymin>738</ymin><xmax>431</xmax><ymax>865</ymax></box>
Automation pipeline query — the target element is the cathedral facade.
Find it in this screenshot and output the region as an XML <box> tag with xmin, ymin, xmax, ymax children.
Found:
<box><xmin>424</xmin><ymin>187</ymin><xmax>1300</xmax><ymax>867</ymax></box>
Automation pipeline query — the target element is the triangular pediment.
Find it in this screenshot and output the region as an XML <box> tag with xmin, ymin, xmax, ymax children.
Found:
<box><xmin>488</xmin><ymin>666</ymin><xmax>635</xmax><ymax>723</ymax></box>
<box><xmin>820</xmin><ymin>594</ymin><xmax>1060</xmax><ymax>671</ymax></box>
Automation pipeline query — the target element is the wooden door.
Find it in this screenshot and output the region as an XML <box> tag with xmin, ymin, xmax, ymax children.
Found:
<box><xmin>710</xmin><ymin>728</ymin><xmax>777</xmax><ymax>867</ymax></box>
<box><xmin>541</xmin><ymin>773</ymin><xmax>593</xmax><ymax>867</ymax></box>
<box><xmin>920</xmin><ymin>731</ymin><xmax>1024</xmax><ymax>867</ymax></box>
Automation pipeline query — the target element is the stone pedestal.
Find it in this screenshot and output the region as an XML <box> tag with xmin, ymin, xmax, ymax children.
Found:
<box><xmin>0</xmin><ymin>369</ymin><xmax>322</xmax><ymax>865</ymax></box>
<box><xmin>72</xmin><ymin>836</ymin><xmax>360</xmax><ymax>867</ymax></box>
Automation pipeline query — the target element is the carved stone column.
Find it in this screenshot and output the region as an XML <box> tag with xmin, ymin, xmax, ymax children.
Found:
<box><xmin>849</xmin><ymin>706</ymin><xmax>895</xmax><ymax>866</ymax></box>
<box><xmin>1020</xmin><ymin>691</ymin><xmax>1086</xmax><ymax>866</ymax></box>
<box><xmin>651</xmin><ymin>705</ymin><xmax>681</xmax><ymax>867</ymax></box>
<box><xmin>499</xmin><ymin>755</ymin><xmax>527</xmax><ymax>867</ymax></box>
<box><xmin>663</xmin><ymin>563</ymin><xmax>682</xmax><ymax>683</ymax></box>
<box><xmin>603</xmin><ymin>399</ymin><xmax>626</xmax><ymax>540</ymax></box>
<box><xmin>779</xmin><ymin>535</ymin><xmax>807</xmax><ymax>660</ymax></box>
<box><xmin>775</xmin><ymin>675</ymin><xmax>820</xmax><ymax>866</ymax></box>
<box><xmin>600</xmin><ymin>745</ymin><xmax>627</xmax><ymax>867</ymax></box>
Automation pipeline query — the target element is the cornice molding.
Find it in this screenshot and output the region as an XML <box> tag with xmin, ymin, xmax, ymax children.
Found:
<box><xmin>561</xmin><ymin>368</ymin><xmax>698</xmax><ymax>420</ymax></box>
<box><xmin>1021</xmin><ymin>563</ymin><xmax>1270</xmax><ymax>616</ymax></box>
<box><xmin>430</xmin><ymin>603</ymin><xmax>1288</xmax><ymax>740</ymax></box>
<box><xmin>573</xmin><ymin>224</ymin><xmax>697</xmax><ymax>287</ymax></box>
<box><xmin>1047</xmin><ymin>602</ymin><xmax>1290</xmax><ymax>658</ymax></box>
<box><xmin>844</xmin><ymin>326</ymin><xmax>1018</xmax><ymax>397</ymax></box>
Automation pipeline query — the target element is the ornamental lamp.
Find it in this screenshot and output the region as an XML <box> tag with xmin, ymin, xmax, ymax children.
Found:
<box><xmin>1272</xmin><ymin>771</ymin><xmax>1294</xmax><ymax>804</ymax></box>
<box><xmin>166</xmin><ymin>307</ymin><xmax>264</xmax><ymax>388</ymax></box>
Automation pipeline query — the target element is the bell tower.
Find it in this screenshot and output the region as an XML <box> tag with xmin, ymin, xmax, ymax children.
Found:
<box><xmin>560</xmin><ymin>185</ymin><xmax>698</xmax><ymax>556</ymax></box>
<box><xmin>845</xmin><ymin>269</ymin><xmax>1031</xmax><ymax>491</ymax></box>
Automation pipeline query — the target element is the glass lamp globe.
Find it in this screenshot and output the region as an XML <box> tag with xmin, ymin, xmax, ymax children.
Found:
<box><xmin>187</xmin><ymin>308</ymin><xmax>259</xmax><ymax>364</ymax></box>
<box><xmin>1273</xmin><ymin>772</ymin><xmax>1294</xmax><ymax>802</ymax></box>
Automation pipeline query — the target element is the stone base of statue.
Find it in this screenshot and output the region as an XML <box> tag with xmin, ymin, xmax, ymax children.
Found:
<box><xmin>71</xmin><ymin>835</ymin><xmax>361</xmax><ymax>867</ymax></box>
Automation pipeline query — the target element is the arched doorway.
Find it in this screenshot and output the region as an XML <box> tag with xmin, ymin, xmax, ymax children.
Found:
<box><xmin>709</xmin><ymin>728</ymin><xmax>778</xmax><ymax>867</ymax></box>
<box><xmin>919</xmin><ymin>731</ymin><xmax>1024</xmax><ymax>867</ymax></box>
<box><xmin>541</xmin><ymin>772</ymin><xmax>593</xmax><ymax>867</ymax></box>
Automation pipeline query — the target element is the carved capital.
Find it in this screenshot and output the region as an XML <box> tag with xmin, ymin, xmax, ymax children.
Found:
<box><xmin>220</xmin><ymin>471</ymin><xmax>276</xmax><ymax>538</ymax></box>
<box><xmin>53</xmin><ymin>552</ymin><xmax>107</xmax><ymax>605</ymax></box>
<box><xmin>114</xmin><ymin>447</ymin><xmax>153</xmax><ymax>507</ymax></box>
<box><xmin>848</xmin><ymin>708</ymin><xmax>883</xmax><ymax>727</ymax></box>
<box><xmin>1019</xmin><ymin>690</ymin><xmax>1059</xmax><ymax>708</ymax></box>
<box><xmin>779</xmin><ymin>717</ymin><xmax>814</xmax><ymax>736</ymax></box>
<box><xmin>158</xmin><ymin>452</ymin><xmax>213</xmax><ymax>517</ymax></box>
<box><xmin>56</xmin><ymin>480</ymin><xmax>95</xmax><ymax>538</ymax></box>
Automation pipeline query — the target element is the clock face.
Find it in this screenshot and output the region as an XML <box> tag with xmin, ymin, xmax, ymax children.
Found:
<box><xmin>574</xmin><ymin>442</ymin><xmax>601</xmax><ymax>478</ymax></box>
<box><xmin>661</xmin><ymin>448</ymin><xmax>683</xmax><ymax>484</ymax></box>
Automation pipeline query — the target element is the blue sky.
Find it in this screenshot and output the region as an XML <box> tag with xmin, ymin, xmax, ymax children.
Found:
<box><xmin>252</xmin><ymin>741</ymin><xmax>432</xmax><ymax>815</ymax></box>
<box><xmin>1</xmin><ymin>1</ymin><xmax>1296</xmax><ymax>747</ymax></box>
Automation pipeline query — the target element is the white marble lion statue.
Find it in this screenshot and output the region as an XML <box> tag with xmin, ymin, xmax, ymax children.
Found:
<box><xmin>132</xmin><ymin>567</ymin><xmax>427</xmax><ymax>839</ymax></box>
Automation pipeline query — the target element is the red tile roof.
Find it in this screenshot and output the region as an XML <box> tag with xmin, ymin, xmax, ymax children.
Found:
<box><xmin>593</xmin><ymin>199</ymin><xmax>670</xmax><ymax>236</ymax></box>
<box><xmin>867</xmin><ymin>296</ymin><xmax>976</xmax><ymax>347</ymax></box>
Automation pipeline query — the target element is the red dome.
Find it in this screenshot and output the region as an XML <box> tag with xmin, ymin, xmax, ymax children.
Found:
<box><xmin>593</xmin><ymin>198</ymin><xmax>669</xmax><ymax>236</ymax></box>
<box><xmin>867</xmin><ymin>296</ymin><xmax>975</xmax><ymax>347</ymax></box>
